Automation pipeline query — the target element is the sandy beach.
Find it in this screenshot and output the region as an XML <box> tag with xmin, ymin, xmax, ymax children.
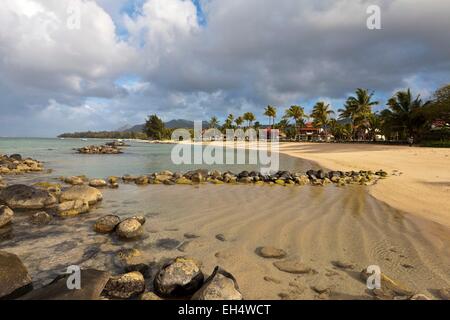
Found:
<box><xmin>277</xmin><ymin>143</ymin><xmax>450</xmax><ymax>228</ymax></box>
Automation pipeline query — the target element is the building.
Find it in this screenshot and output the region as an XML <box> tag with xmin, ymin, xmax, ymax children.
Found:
<box><xmin>298</xmin><ymin>122</ymin><xmax>326</xmax><ymax>141</ymax></box>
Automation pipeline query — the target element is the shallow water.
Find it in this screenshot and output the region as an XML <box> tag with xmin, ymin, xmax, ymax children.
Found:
<box><xmin>1</xmin><ymin>138</ymin><xmax>450</xmax><ymax>299</ymax></box>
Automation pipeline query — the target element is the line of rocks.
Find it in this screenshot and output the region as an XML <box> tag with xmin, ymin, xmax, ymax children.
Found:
<box><xmin>76</xmin><ymin>144</ymin><xmax>123</xmax><ymax>154</ymax></box>
<box><xmin>0</xmin><ymin>154</ymin><xmax>44</xmax><ymax>176</ymax></box>
<box><xmin>118</xmin><ymin>168</ymin><xmax>388</xmax><ymax>187</ymax></box>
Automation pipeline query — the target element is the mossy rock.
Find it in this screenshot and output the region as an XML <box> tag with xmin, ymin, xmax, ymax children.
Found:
<box><xmin>275</xmin><ymin>180</ymin><xmax>285</xmax><ymax>186</ymax></box>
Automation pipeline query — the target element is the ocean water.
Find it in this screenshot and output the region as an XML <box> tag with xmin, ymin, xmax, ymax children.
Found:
<box><xmin>0</xmin><ymin>138</ymin><xmax>316</xmax><ymax>178</ymax></box>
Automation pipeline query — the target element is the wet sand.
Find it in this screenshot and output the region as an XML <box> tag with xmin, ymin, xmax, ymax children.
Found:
<box><xmin>2</xmin><ymin>183</ymin><xmax>450</xmax><ymax>300</ymax></box>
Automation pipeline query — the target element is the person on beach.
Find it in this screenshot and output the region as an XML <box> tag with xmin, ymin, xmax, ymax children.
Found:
<box><xmin>408</xmin><ymin>136</ymin><xmax>414</xmax><ymax>147</ymax></box>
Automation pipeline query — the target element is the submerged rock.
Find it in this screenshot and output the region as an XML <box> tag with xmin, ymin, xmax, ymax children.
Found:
<box><xmin>29</xmin><ymin>211</ymin><xmax>52</xmax><ymax>225</ymax></box>
<box><xmin>0</xmin><ymin>185</ymin><xmax>57</xmax><ymax>210</ymax></box>
<box><xmin>103</xmin><ymin>271</ymin><xmax>145</xmax><ymax>299</ymax></box>
<box><xmin>116</xmin><ymin>218</ymin><xmax>143</xmax><ymax>239</ymax></box>
<box><xmin>21</xmin><ymin>269</ymin><xmax>110</xmax><ymax>300</ymax></box>
<box><xmin>113</xmin><ymin>248</ymin><xmax>143</xmax><ymax>268</ymax></box>
<box><xmin>89</xmin><ymin>179</ymin><xmax>107</xmax><ymax>188</ymax></box>
<box><xmin>60</xmin><ymin>185</ymin><xmax>103</xmax><ymax>205</ymax></box>
<box><xmin>57</xmin><ymin>200</ymin><xmax>89</xmax><ymax>217</ymax></box>
<box><xmin>256</xmin><ymin>247</ymin><xmax>287</xmax><ymax>259</ymax></box>
<box><xmin>0</xmin><ymin>251</ymin><xmax>33</xmax><ymax>299</ymax></box>
<box><xmin>192</xmin><ymin>267</ymin><xmax>242</xmax><ymax>300</ymax></box>
<box><xmin>273</xmin><ymin>260</ymin><xmax>313</xmax><ymax>274</ymax></box>
<box><xmin>154</xmin><ymin>257</ymin><xmax>204</xmax><ymax>297</ymax></box>
<box><xmin>0</xmin><ymin>205</ymin><xmax>14</xmax><ymax>228</ymax></box>
<box><xmin>94</xmin><ymin>215</ymin><xmax>121</xmax><ymax>233</ymax></box>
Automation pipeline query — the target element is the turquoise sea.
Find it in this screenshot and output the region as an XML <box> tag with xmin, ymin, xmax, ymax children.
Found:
<box><xmin>0</xmin><ymin>138</ymin><xmax>313</xmax><ymax>178</ymax></box>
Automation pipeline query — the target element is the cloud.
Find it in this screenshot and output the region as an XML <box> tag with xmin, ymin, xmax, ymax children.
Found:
<box><xmin>0</xmin><ymin>0</ymin><xmax>450</xmax><ymax>136</ymax></box>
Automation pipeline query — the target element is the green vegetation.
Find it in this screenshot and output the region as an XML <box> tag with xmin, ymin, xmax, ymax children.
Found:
<box><xmin>144</xmin><ymin>114</ymin><xmax>173</xmax><ymax>140</ymax></box>
<box><xmin>59</xmin><ymin>84</ymin><xmax>449</xmax><ymax>146</ymax></box>
<box><xmin>58</xmin><ymin>131</ymin><xmax>148</xmax><ymax>139</ymax></box>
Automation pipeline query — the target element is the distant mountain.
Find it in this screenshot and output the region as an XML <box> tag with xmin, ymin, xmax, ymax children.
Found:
<box><xmin>121</xmin><ymin>119</ymin><xmax>209</xmax><ymax>132</ymax></box>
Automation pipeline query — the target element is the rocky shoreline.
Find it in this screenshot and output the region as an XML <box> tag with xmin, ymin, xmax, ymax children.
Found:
<box><xmin>75</xmin><ymin>144</ymin><xmax>124</xmax><ymax>155</ymax></box>
<box><xmin>1</xmin><ymin>153</ymin><xmax>449</xmax><ymax>300</ymax></box>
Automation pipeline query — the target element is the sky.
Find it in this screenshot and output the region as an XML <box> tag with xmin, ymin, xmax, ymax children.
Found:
<box><xmin>0</xmin><ymin>0</ymin><xmax>449</xmax><ymax>137</ymax></box>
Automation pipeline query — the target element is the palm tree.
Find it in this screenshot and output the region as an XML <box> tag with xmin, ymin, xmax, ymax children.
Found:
<box><xmin>384</xmin><ymin>89</ymin><xmax>429</xmax><ymax>140</ymax></box>
<box><xmin>339</xmin><ymin>88</ymin><xmax>378</xmax><ymax>139</ymax></box>
<box><xmin>311</xmin><ymin>102</ymin><xmax>335</xmax><ymax>136</ymax></box>
<box><xmin>223</xmin><ymin>114</ymin><xmax>234</xmax><ymax>130</ymax></box>
<box><xmin>264</xmin><ymin>105</ymin><xmax>277</xmax><ymax>128</ymax></box>
<box><xmin>243</xmin><ymin>112</ymin><xmax>256</xmax><ymax>129</ymax></box>
<box><xmin>284</xmin><ymin>105</ymin><xmax>306</xmax><ymax>140</ymax></box>
<box><xmin>209</xmin><ymin>116</ymin><xmax>220</xmax><ymax>129</ymax></box>
<box><xmin>366</xmin><ymin>113</ymin><xmax>382</xmax><ymax>141</ymax></box>
<box><xmin>235</xmin><ymin>116</ymin><xmax>244</xmax><ymax>128</ymax></box>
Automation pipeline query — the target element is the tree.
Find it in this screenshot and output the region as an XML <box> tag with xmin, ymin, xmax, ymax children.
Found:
<box><xmin>209</xmin><ymin>116</ymin><xmax>220</xmax><ymax>129</ymax></box>
<box><xmin>384</xmin><ymin>89</ymin><xmax>429</xmax><ymax>140</ymax></box>
<box><xmin>235</xmin><ymin>116</ymin><xmax>244</xmax><ymax>128</ymax></box>
<box><xmin>366</xmin><ymin>112</ymin><xmax>382</xmax><ymax>141</ymax></box>
<box><xmin>223</xmin><ymin>114</ymin><xmax>234</xmax><ymax>130</ymax></box>
<box><xmin>339</xmin><ymin>88</ymin><xmax>378</xmax><ymax>139</ymax></box>
<box><xmin>284</xmin><ymin>105</ymin><xmax>306</xmax><ymax>140</ymax></box>
<box><xmin>311</xmin><ymin>102</ymin><xmax>335</xmax><ymax>135</ymax></box>
<box><xmin>144</xmin><ymin>115</ymin><xmax>166</xmax><ymax>140</ymax></box>
<box><xmin>264</xmin><ymin>105</ymin><xmax>277</xmax><ymax>128</ymax></box>
<box><xmin>243</xmin><ymin>112</ymin><xmax>256</xmax><ymax>128</ymax></box>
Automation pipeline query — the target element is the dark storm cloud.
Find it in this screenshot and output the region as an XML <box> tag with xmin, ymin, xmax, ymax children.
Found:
<box><xmin>0</xmin><ymin>0</ymin><xmax>449</xmax><ymax>136</ymax></box>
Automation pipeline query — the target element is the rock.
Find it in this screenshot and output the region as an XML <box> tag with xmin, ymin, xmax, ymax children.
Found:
<box><xmin>192</xmin><ymin>267</ymin><xmax>242</xmax><ymax>300</ymax></box>
<box><xmin>77</xmin><ymin>145</ymin><xmax>122</xmax><ymax>155</ymax></box>
<box><xmin>0</xmin><ymin>205</ymin><xmax>14</xmax><ymax>228</ymax></box>
<box><xmin>131</xmin><ymin>215</ymin><xmax>146</xmax><ymax>225</ymax></box>
<box><xmin>155</xmin><ymin>174</ymin><xmax>172</xmax><ymax>183</ymax></box>
<box><xmin>116</xmin><ymin>218</ymin><xmax>143</xmax><ymax>239</ymax></box>
<box><xmin>60</xmin><ymin>185</ymin><xmax>103</xmax><ymax>205</ymax></box>
<box><xmin>103</xmin><ymin>271</ymin><xmax>145</xmax><ymax>299</ymax></box>
<box><xmin>360</xmin><ymin>267</ymin><xmax>414</xmax><ymax>297</ymax></box>
<box><xmin>21</xmin><ymin>269</ymin><xmax>110</xmax><ymax>300</ymax></box>
<box><xmin>191</xmin><ymin>173</ymin><xmax>204</xmax><ymax>184</ymax></box>
<box><xmin>311</xmin><ymin>284</ymin><xmax>331</xmax><ymax>294</ymax></box>
<box><xmin>0</xmin><ymin>251</ymin><xmax>33</xmax><ymax>299</ymax></box>
<box><xmin>263</xmin><ymin>276</ymin><xmax>281</xmax><ymax>284</ymax></box>
<box><xmin>135</xmin><ymin>176</ymin><xmax>149</xmax><ymax>185</ymax></box>
<box><xmin>94</xmin><ymin>215</ymin><xmax>121</xmax><ymax>233</ymax></box>
<box><xmin>89</xmin><ymin>179</ymin><xmax>107</xmax><ymax>188</ymax></box>
<box><xmin>438</xmin><ymin>288</ymin><xmax>450</xmax><ymax>300</ymax></box>
<box><xmin>124</xmin><ymin>264</ymin><xmax>151</xmax><ymax>279</ymax></box>
<box><xmin>0</xmin><ymin>185</ymin><xmax>57</xmax><ymax>210</ymax></box>
<box><xmin>176</xmin><ymin>177</ymin><xmax>192</xmax><ymax>185</ymax></box>
<box><xmin>177</xmin><ymin>241</ymin><xmax>192</xmax><ymax>253</ymax></box>
<box><xmin>9</xmin><ymin>154</ymin><xmax>22</xmax><ymax>161</ymax></box>
<box><xmin>57</xmin><ymin>200</ymin><xmax>90</xmax><ymax>217</ymax></box>
<box><xmin>108</xmin><ymin>176</ymin><xmax>119</xmax><ymax>184</ymax></box>
<box><xmin>275</xmin><ymin>179</ymin><xmax>285</xmax><ymax>186</ymax></box>
<box><xmin>184</xmin><ymin>233</ymin><xmax>200</xmax><ymax>239</ymax></box>
<box><xmin>140</xmin><ymin>292</ymin><xmax>162</xmax><ymax>300</ymax></box>
<box><xmin>410</xmin><ymin>293</ymin><xmax>432</xmax><ymax>300</ymax></box>
<box><xmin>209</xmin><ymin>170</ymin><xmax>222</xmax><ymax>179</ymax></box>
<box><xmin>331</xmin><ymin>260</ymin><xmax>354</xmax><ymax>270</ymax></box>
<box><xmin>122</xmin><ymin>175</ymin><xmax>138</xmax><ymax>183</ymax></box>
<box><xmin>109</xmin><ymin>182</ymin><xmax>119</xmax><ymax>189</ymax></box>
<box><xmin>239</xmin><ymin>177</ymin><xmax>253</xmax><ymax>184</ymax></box>
<box><xmin>29</xmin><ymin>211</ymin><xmax>52</xmax><ymax>225</ymax></box>
<box><xmin>215</xmin><ymin>234</ymin><xmax>226</xmax><ymax>242</ymax></box>
<box><xmin>113</xmin><ymin>248</ymin><xmax>142</xmax><ymax>268</ymax></box>
<box><xmin>64</xmin><ymin>176</ymin><xmax>85</xmax><ymax>185</ymax></box>
<box><xmin>154</xmin><ymin>257</ymin><xmax>204</xmax><ymax>297</ymax></box>
<box><xmin>256</xmin><ymin>247</ymin><xmax>287</xmax><ymax>259</ymax></box>
<box><xmin>273</xmin><ymin>260</ymin><xmax>313</xmax><ymax>274</ymax></box>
